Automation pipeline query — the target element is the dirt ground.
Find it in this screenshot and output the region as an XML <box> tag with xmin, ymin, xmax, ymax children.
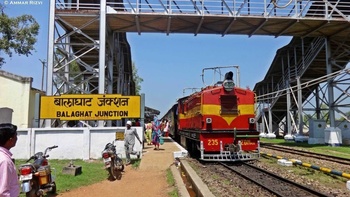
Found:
<box><xmin>57</xmin><ymin>139</ymin><xmax>181</xmax><ymax>197</ymax></box>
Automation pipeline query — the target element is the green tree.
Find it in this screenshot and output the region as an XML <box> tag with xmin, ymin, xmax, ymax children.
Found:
<box><xmin>132</xmin><ymin>62</ymin><xmax>143</xmax><ymax>95</ymax></box>
<box><xmin>0</xmin><ymin>4</ymin><xmax>39</xmax><ymax>67</ymax></box>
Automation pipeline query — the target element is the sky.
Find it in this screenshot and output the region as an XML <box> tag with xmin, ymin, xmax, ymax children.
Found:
<box><xmin>1</xmin><ymin>0</ymin><xmax>292</xmax><ymax>117</ymax></box>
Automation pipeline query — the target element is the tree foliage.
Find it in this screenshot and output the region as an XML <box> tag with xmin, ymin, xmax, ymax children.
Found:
<box><xmin>132</xmin><ymin>62</ymin><xmax>143</xmax><ymax>95</ymax></box>
<box><xmin>0</xmin><ymin>4</ymin><xmax>39</xmax><ymax>68</ymax></box>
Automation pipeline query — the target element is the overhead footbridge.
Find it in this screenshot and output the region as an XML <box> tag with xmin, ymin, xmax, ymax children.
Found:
<box><xmin>47</xmin><ymin>0</ymin><xmax>350</xmax><ymax>127</ymax></box>
<box><xmin>254</xmin><ymin>36</ymin><xmax>350</xmax><ymax>136</ymax></box>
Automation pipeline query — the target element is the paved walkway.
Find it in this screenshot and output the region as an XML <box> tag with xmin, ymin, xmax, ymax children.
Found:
<box><xmin>140</xmin><ymin>137</ymin><xmax>182</xmax><ymax>170</ymax></box>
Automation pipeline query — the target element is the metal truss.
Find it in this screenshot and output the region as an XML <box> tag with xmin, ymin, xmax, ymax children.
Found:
<box><xmin>46</xmin><ymin>0</ymin><xmax>350</xmax><ymax>128</ymax></box>
<box><xmin>55</xmin><ymin>1</ymin><xmax>350</xmax><ymax>37</ymax></box>
<box><xmin>45</xmin><ymin>0</ymin><xmax>135</xmax><ymax>127</ymax></box>
<box><xmin>104</xmin><ymin>0</ymin><xmax>349</xmax><ymax>21</ymax></box>
<box><xmin>255</xmin><ymin>37</ymin><xmax>350</xmax><ymax>136</ymax></box>
<box><xmin>52</xmin><ymin>15</ymin><xmax>100</xmax><ymax>95</ymax></box>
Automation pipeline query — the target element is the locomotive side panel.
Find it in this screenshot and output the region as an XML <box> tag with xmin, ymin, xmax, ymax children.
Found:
<box><xmin>178</xmin><ymin>93</ymin><xmax>202</xmax><ymax>130</ymax></box>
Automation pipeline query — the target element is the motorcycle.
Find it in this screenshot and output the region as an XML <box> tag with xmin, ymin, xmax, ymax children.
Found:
<box><xmin>18</xmin><ymin>145</ymin><xmax>58</xmax><ymax>197</ymax></box>
<box><xmin>101</xmin><ymin>140</ymin><xmax>124</xmax><ymax>180</ymax></box>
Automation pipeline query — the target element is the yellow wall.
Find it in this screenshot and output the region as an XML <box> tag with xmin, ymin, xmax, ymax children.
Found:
<box><xmin>0</xmin><ymin>70</ymin><xmax>39</xmax><ymax>128</ymax></box>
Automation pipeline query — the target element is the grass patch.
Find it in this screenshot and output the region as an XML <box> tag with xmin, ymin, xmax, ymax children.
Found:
<box><xmin>16</xmin><ymin>159</ymin><xmax>106</xmax><ymax>196</ymax></box>
<box><xmin>131</xmin><ymin>159</ymin><xmax>141</xmax><ymax>169</ymax></box>
<box><xmin>260</xmin><ymin>157</ymin><xmax>348</xmax><ymax>189</ymax></box>
<box><xmin>260</xmin><ymin>138</ymin><xmax>350</xmax><ymax>158</ymax></box>
<box><xmin>166</xmin><ymin>168</ymin><xmax>178</xmax><ymax>197</ymax></box>
<box><xmin>166</xmin><ymin>168</ymin><xmax>176</xmax><ymax>186</ymax></box>
<box><xmin>223</xmin><ymin>179</ymin><xmax>231</xmax><ymax>185</ymax></box>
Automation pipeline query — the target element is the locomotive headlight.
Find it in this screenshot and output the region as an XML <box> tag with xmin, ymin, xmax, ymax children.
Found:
<box><xmin>223</xmin><ymin>80</ymin><xmax>235</xmax><ymax>92</ymax></box>
<box><xmin>206</xmin><ymin>118</ymin><xmax>212</xmax><ymax>124</ymax></box>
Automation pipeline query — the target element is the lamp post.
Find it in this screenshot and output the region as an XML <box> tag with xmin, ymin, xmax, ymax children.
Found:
<box><xmin>39</xmin><ymin>59</ymin><xmax>46</xmax><ymax>92</ymax></box>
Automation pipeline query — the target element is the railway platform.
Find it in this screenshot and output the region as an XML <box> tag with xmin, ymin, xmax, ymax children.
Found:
<box><xmin>140</xmin><ymin>137</ymin><xmax>214</xmax><ymax>197</ymax></box>
<box><xmin>56</xmin><ymin>137</ymin><xmax>214</xmax><ymax>197</ymax></box>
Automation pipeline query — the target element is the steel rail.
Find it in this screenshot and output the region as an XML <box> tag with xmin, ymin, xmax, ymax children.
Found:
<box><xmin>220</xmin><ymin>162</ymin><xmax>331</xmax><ymax>197</ymax></box>
<box><xmin>261</xmin><ymin>143</ymin><xmax>350</xmax><ymax>165</ymax></box>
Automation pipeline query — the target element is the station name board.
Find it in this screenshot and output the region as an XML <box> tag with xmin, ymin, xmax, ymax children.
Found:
<box><xmin>40</xmin><ymin>94</ymin><xmax>141</xmax><ymax>120</ymax></box>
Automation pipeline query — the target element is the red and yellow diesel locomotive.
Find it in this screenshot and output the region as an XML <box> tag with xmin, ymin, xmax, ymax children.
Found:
<box><xmin>164</xmin><ymin>70</ymin><xmax>260</xmax><ymax>161</ymax></box>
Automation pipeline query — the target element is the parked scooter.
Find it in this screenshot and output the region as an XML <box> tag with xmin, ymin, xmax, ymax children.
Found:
<box><xmin>18</xmin><ymin>145</ymin><xmax>58</xmax><ymax>197</ymax></box>
<box><xmin>101</xmin><ymin>140</ymin><xmax>124</xmax><ymax>180</ymax></box>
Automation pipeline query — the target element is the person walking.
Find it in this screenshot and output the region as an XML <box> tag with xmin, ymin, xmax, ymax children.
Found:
<box><xmin>124</xmin><ymin>120</ymin><xmax>142</xmax><ymax>165</ymax></box>
<box><xmin>145</xmin><ymin>122</ymin><xmax>153</xmax><ymax>145</ymax></box>
<box><xmin>0</xmin><ymin>123</ymin><xmax>20</xmax><ymax>197</ymax></box>
<box><xmin>151</xmin><ymin>119</ymin><xmax>161</xmax><ymax>150</ymax></box>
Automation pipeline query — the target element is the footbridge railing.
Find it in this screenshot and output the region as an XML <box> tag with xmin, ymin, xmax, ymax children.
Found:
<box><xmin>56</xmin><ymin>0</ymin><xmax>350</xmax><ymax>22</ymax></box>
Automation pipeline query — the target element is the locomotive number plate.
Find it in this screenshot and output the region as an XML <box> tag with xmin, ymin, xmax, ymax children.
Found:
<box><xmin>207</xmin><ymin>139</ymin><xmax>219</xmax><ymax>146</ymax></box>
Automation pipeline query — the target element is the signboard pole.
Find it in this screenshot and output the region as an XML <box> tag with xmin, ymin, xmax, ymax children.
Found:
<box><xmin>140</xmin><ymin>93</ymin><xmax>145</xmax><ymax>143</ymax></box>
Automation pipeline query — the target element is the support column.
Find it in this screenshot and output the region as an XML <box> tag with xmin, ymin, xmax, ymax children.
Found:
<box><xmin>297</xmin><ymin>77</ymin><xmax>303</xmax><ymax>135</ymax></box>
<box><xmin>98</xmin><ymin>0</ymin><xmax>107</xmax><ymax>127</ymax></box>
<box><xmin>315</xmin><ymin>87</ymin><xmax>321</xmax><ymax>119</ymax></box>
<box><xmin>140</xmin><ymin>93</ymin><xmax>145</xmax><ymax>143</ymax></box>
<box><xmin>326</xmin><ymin>38</ymin><xmax>336</xmax><ymax>127</ymax></box>
<box><xmin>285</xmin><ymin>81</ymin><xmax>293</xmax><ymax>140</ymax></box>
<box><xmin>45</xmin><ymin>0</ymin><xmax>56</xmax><ymax>127</ymax></box>
<box><xmin>324</xmin><ymin>38</ymin><xmax>342</xmax><ymax>146</ymax></box>
<box><xmin>294</xmin><ymin>76</ymin><xmax>308</xmax><ymax>142</ymax></box>
<box><xmin>106</xmin><ymin>32</ymin><xmax>114</xmax><ymax>127</ymax></box>
<box><xmin>259</xmin><ymin>106</ymin><xmax>267</xmax><ymax>137</ymax></box>
<box><xmin>62</xmin><ymin>36</ymin><xmax>70</xmax><ymax>128</ymax></box>
<box><xmin>266</xmin><ymin>105</ymin><xmax>276</xmax><ymax>138</ymax></box>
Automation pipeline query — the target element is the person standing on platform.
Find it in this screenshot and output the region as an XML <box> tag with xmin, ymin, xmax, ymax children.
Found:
<box><xmin>124</xmin><ymin>121</ymin><xmax>142</xmax><ymax>165</ymax></box>
<box><xmin>160</xmin><ymin>119</ymin><xmax>166</xmax><ymax>136</ymax></box>
<box><xmin>163</xmin><ymin>119</ymin><xmax>169</xmax><ymax>137</ymax></box>
<box><xmin>145</xmin><ymin>122</ymin><xmax>153</xmax><ymax>145</ymax></box>
<box><xmin>0</xmin><ymin>123</ymin><xmax>20</xmax><ymax>197</ymax></box>
<box><xmin>152</xmin><ymin>118</ymin><xmax>161</xmax><ymax>150</ymax></box>
<box><xmin>135</xmin><ymin>119</ymin><xmax>141</xmax><ymax>126</ymax></box>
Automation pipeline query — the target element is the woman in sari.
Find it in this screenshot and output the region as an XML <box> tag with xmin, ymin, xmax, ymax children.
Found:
<box><xmin>151</xmin><ymin>117</ymin><xmax>161</xmax><ymax>150</ymax></box>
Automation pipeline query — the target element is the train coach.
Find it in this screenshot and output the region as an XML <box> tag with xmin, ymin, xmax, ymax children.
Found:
<box><xmin>163</xmin><ymin>70</ymin><xmax>260</xmax><ymax>162</ymax></box>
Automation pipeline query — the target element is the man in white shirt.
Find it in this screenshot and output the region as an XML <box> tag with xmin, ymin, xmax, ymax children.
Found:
<box><xmin>124</xmin><ymin>121</ymin><xmax>142</xmax><ymax>165</ymax></box>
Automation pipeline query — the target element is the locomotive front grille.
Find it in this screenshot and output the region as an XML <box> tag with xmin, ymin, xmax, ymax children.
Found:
<box><xmin>220</xmin><ymin>95</ymin><xmax>238</xmax><ymax>115</ymax></box>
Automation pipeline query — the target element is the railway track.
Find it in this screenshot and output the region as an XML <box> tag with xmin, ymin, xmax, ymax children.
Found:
<box><xmin>261</xmin><ymin>143</ymin><xmax>350</xmax><ymax>165</ymax></box>
<box><xmin>219</xmin><ymin>162</ymin><xmax>331</xmax><ymax>197</ymax></box>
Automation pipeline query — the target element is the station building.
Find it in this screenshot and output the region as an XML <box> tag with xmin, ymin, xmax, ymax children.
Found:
<box><xmin>0</xmin><ymin>70</ymin><xmax>43</xmax><ymax>128</ymax></box>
